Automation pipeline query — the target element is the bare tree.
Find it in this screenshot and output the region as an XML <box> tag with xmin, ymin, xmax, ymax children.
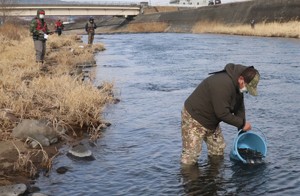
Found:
<box><xmin>0</xmin><ymin>0</ymin><xmax>17</xmax><ymax>24</ymax></box>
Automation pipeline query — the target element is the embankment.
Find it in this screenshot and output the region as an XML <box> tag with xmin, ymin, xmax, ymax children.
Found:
<box><xmin>0</xmin><ymin>24</ymin><xmax>115</xmax><ymax>186</ymax></box>
<box><xmin>95</xmin><ymin>0</ymin><xmax>300</xmax><ymax>36</ymax></box>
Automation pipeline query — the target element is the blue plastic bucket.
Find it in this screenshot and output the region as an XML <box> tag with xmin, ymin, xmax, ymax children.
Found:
<box><xmin>230</xmin><ymin>127</ymin><xmax>267</xmax><ymax>164</ymax></box>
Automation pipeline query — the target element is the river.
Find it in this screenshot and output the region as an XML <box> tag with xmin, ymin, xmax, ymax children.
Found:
<box><xmin>36</xmin><ymin>33</ymin><xmax>300</xmax><ymax>195</ymax></box>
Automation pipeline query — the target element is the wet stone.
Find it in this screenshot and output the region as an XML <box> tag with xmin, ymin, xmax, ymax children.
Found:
<box><xmin>56</xmin><ymin>166</ymin><xmax>70</xmax><ymax>174</ymax></box>
<box><xmin>26</xmin><ymin>185</ymin><xmax>41</xmax><ymax>193</ymax></box>
<box><xmin>67</xmin><ymin>144</ymin><xmax>95</xmax><ymax>161</ymax></box>
<box><xmin>0</xmin><ymin>183</ymin><xmax>27</xmax><ymax>196</ymax></box>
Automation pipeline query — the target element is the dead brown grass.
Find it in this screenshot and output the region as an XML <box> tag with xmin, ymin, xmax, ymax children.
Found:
<box><xmin>192</xmin><ymin>20</ymin><xmax>300</xmax><ymax>38</ymax></box>
<box><xmin>143</xmin><ymin>6</ymin><xmax>179</xmax><ymax>15</ymax></box>
<box><xmin>0</xmin><ymin>23</ymin><xmax>28</xmax><ymax>41</ymax></box>
<box><xmin>123</xmin><ymin>22</ymin><xmax>169</xmax><ymax>33</ymax></box>
<box><xmin>0</xmin><ymin>25</ymin><xmax>112</xmax><ymax>131</ymax></box>
<box><xmin>0</xmin><ymin>24</ymin><xmax>114</xmax><ymax>178</ymax></box>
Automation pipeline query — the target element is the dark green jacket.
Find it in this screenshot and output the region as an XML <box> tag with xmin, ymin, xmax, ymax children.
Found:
<box><xmin>184</xmin><ymin>63</ymin><xmax>248</xmax><ymax>130</ymax></box>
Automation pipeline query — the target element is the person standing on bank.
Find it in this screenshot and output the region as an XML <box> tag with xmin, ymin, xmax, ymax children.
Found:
<box><xmin>29</xmin><ymin>9</ymin><xmax>52</xmax><ymax>69</ymax></box>
<box><xmin>181</xmin><ymin>63</ymin><xmax>260</xmax><ymax>165</ymax></box>
<box><xmin>85</xmin><ymin>16</ymin><xmax>97</xmax><ymax>45</ymax></box>
<box><xmin>250</xmin><ymin>19</ymin><xmax>256</xmax><ymax>29</ymax></box>
<box><xmin>55</xmin><ymin>19</ymin><xmax>64</xmax><ymax>36</ymax></box>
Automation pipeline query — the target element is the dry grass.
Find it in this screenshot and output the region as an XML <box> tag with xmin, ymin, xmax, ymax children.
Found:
<box><xmin>12</xmin><ymin>139</ymin><xmax>59</xmax><ymax>177</ymax></box>
<box><xmin>0</xmin><ymin>25</ymin><xmax>113</xmax><ymax>131</ymax></box>
<box><xmin>192</xmin><ymin>20</ymin><xmax>300</xmax><ymax>38</ymax></box>
<box><xmin>123</xmin><ymin>22</ymin><xmax>169</xmax><ymax>33</ymax></box>
<box><xmin>47</xmin><ymin>34</ymin><xmax>104</xmax><ymax>68</ymax></box>
<box><xmin>0</xmin><ymin>23</ymin><xmax>29</xmax><ymax>53</ymax></box>
<box><xmin>12</xmin><ymin>141</ymin><xmax>39</xmax><ymax>177</ymax></box>
<box><xmin>110</xmin><ymin>20</ymin><xmax>299</xmax><ymax>38</ymax></box>
<box><xmin>143</xmin><ymin>6</ymin><xmax>179</xmax><ymax>14</ymax></box>
<box><xmin>0</xmin><ymin>24</ymin><xmax>114</xmax><ymax>176</ymax></box>
<box><xmin>0</xmin><ymin>23</ymin><xmax>28</xmax><ymax>41</ymax></box>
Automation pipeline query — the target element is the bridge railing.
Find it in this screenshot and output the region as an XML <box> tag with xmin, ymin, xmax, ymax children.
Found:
<box><xmin>15</xmin><ymin>1</ymin><xmax>143</xmax><ymax>6</ymax></box>
<box><xmin>2</xmin><ymin>3</ymin><xmax>142</xmax><ymax>17</ymax></box>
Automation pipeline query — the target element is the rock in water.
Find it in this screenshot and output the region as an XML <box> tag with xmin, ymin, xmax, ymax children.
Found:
<box><xmin>56</xmin><ymin>166</ymin><xmax>70</xmax><ymax>174</ymax></box>
<box><xmin>32</xmin><ymin>193</ymin><xmax>48</xmax><ymax>196</ymax></box>
<box><xmin>67</xmin><ymin>144</ymin><xmax>95</xmax><ymax>161</ymax></box>
<box><xmin>0</xmin><ymin>183</ymin><xmax>27</xmax><ymax>196</ymax></box>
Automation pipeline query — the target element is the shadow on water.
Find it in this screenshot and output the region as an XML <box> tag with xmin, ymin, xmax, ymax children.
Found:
<box><xmin>180</xmin><ymin>156</ymin><xmax>269</xmax><ymax>195</ymax></box>
<box><xmin>229</xmin><ymin>162</ymin><xmax>269</xmax><ymax>195</ymax></box>
<box><xmin>180</xmin><ymin>156</ymin><xmax>226</xmax><ymax>195</ymax></box>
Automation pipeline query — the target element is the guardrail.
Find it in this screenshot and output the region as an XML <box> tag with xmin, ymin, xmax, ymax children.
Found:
<box><xmin>1</xmin><ymin>4</ymin><xmax>142</xmax><ymax>16</ymax></box>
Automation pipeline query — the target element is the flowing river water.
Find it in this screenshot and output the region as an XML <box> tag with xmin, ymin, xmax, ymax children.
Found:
<box><xmin>36</xmin><ymin>33</ymin><xmax>300</xmax><ymax>195</ymax></box>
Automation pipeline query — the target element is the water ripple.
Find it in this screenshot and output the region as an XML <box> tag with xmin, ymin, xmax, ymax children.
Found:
<box><xmin>36</xmin><ymin>33</ymin><xmax>300</xmax><ymax>196</ymax></box>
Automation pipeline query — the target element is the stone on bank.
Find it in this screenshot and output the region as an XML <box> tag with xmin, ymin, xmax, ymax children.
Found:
<box><xmin>12</xmin><ymin>119</ymin><xmax>65</xmax><ymax>148</ymax></box>
<box><xmin>0</xmin><ymin>183</ymin><xmax>27</xmax><ymax>196</ymax></box>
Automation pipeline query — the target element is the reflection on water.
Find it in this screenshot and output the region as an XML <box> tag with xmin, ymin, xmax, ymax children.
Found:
<box><xmin>35</xmin><ymin>33</ymin><xmax>300</xmax><ymax>196</ymax></box>
<box><xmin>181</xmin><ymin>156</ymin><xmax>225</xmax><ymax>195</ymax></box>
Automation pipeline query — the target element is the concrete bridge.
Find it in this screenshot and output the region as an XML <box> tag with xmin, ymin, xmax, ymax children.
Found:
<box><xmin>2</xmin><ymin>4</ymin><xmax>142</xmax><ymax>17</ymax></box>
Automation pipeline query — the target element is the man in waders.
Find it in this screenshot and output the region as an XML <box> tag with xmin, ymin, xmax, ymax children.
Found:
<box><xmin>85</xmin><ymin>16</ymin><xmax>97</xmax><ymax>45</ymax></box>
<box><xmin>181</xmin><ymin>63</ymin><xmax>260</xmax><ymax>165</ymax></box>
<box><xmin>29</xmin><ymin>9</ymin><xmax>52</xmax><ymax>70</ymax></box>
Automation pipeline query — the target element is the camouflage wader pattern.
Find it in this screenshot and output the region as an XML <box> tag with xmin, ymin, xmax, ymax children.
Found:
<box><xmin>181</xmin><ymin>107</ymin><xmax>226</xmax><ymax>165</ymax></box>
<box><xmin>88</xmin><ymin>32</ymin><xmax>95</xmax><ymax>45</ymax></box>
<box><xmin>85</xmin><ymin>22</ymin><xmax>96</xmax><ymax>45</ymax></box>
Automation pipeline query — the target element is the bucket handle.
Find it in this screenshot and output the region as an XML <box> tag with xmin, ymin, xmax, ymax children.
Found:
<box><xmin>252</xmin><ymin>126</ymin><xmax>267</xmax><ymax>145</ymax></box>
<box><xmin>235</xmin><ymin>127</ymin><xmax>267</xmax><ymax>145</ymax></box>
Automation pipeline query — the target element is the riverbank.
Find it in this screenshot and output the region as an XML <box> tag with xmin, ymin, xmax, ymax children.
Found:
<box><xmin>65</xmin><ymin>17</ymin><xmax>300</xmax><ymax>39</ymax></box>
<box><xmin>0</xmin><ymin>23</ymin><xmax>115</xmax><ymax>187</ymax></box>
<box><xmin>0</xmin><ymin>0</ymin><xmax>298</xmax><ymax>189</ymax></box>
<box><xmin>95</xmin><ymin>20</ymin><xmax>300</xmax><ymax>39</ymax></box>
<box><xmin>85</xmin><ymin>0</ymin><xmax>299</xmax><ymax>39</ymax></box>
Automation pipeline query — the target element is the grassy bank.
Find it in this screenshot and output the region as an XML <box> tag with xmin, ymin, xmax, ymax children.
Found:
<box><xmin>192</xmin><ymin>20</ymin><xmax>300</xmax><ymax>38</ymax></box>
<box><xmin>108</xmin><ymin>20</ymin><xmax>300</xmax><ymax>39</ymax></box>
<box><xmin>0</xmin><ymin>23</ymin><xmax>115</xmax><ymax>184</ymax></box>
